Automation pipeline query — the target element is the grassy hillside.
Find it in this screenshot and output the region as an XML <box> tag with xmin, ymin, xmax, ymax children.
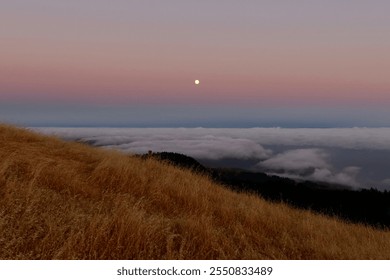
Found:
<box><xmin>147</xmin><ymin>152</ymin><xmax>390</xmax><ymax>229</ymax></box>
<box><xmin>1</xmin><ymin>124</ymin><xmax>390</xmax><ymax>259</ymax></box>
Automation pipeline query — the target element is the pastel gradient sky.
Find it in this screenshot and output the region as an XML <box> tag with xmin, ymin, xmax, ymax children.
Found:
<box><xmin>1</xmin><ymin>0</ymin><xmax>390</xmax><ymax>127</ymax></box>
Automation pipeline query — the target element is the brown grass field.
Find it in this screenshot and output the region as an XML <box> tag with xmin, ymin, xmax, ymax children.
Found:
<box><xmin>1</xmin><ymin>123</ymin><xmax>390</xmax><ymax>259</ymax></box>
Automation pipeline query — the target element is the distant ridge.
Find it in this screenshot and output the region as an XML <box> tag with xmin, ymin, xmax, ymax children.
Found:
<box><xmin>142</xmin><ymin>152</ymin><xmax>208</xmax><ymax>174</ymax></box>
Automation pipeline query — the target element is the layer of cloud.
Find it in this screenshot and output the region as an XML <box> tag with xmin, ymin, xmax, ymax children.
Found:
<box><xmin>256</xmin><ymin>148</ymin><xmax>361</xmax><ymax>187</ymax></box>
<box><xmin>232</xmin><ymin>127</ymin><xmax>390</xmax><ymax>150</ymax></box>
<box><xmin>308</xmin><ymin>166</ymin><xmax>361</xmax><ymax>187</ymax></box>
<box><xmin>103</xmin><ymin>135</ymin><xmax>272</xmax><ymax>160</ymax></box>
<box><xmin>257</xmin><ymin>149</ymin><xmax>330</xmax><ymax>174</ymax></box>
<box><xmin>33</xmin><ymin>127</ymin><xmax>390</xmax><ymax>150</ymax></box>
<box><xmin>32</xmin><ymin>127</ymin><xmax>389</xmax><ymax>188</ymax></box>
<box><xmin>381</xmin><ymin>179</ymin><xmax>390</xmax><ymax>187</ymax></box>
<box><xmin>32</xmin><ymin>128</ymin><xmax>271</xmax><ymax>160</ymax></box>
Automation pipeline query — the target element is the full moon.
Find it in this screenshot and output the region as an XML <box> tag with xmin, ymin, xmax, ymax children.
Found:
<box><xmin>194</xmin><ymin>80</ymin><xmax>200</xmax><ymax>85</ymax></box>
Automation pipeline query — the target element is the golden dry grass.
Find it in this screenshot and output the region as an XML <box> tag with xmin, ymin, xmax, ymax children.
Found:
<box><xmin>1</xmin><ymin>123</ymin><xmax>390</xmax><ymax>259</ymax></box>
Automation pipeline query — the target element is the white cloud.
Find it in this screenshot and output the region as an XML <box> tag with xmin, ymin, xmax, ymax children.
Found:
<box><xmin>381</xmin><ymin>179</ymin><xmax>390</xmax><ymax>186</ymax></box>
<box><xmin>257</xmin><ymin>149</ymin><xmax>330</xmax><ymax>173</ymax></box>
<box><xmin>32</xmin><ymin>127</ymin><xmax>389</xmax><ymax>188</ymax></box>
<box><xmin>104</xmin><ymin>136</ymin><xmax>272</xmax><ymax>160</ymax></box>
<box><xmin>32</xmin><ymin>128</ymin><xmax>271</xmax><ymax>160</ymax></box>
<box><xmin>256</xmin><ymin>149</ymin><xmax>361</xmax><ymax>187</ymax></box>
<box><xmin>33</xmin><ymin>127</ymin><xmax>390</xmax><ymax>150</ymax></box>
<box><xmin>308</xmin><ymin>166</ymin><xmax>361</xmax><ymax>187</ymax></box>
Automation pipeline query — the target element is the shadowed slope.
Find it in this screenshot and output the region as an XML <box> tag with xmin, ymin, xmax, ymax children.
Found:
<box><xmin>1</xmin><ymin>124</ymin><xmax>390</xmax><ymax>259</ymax></box>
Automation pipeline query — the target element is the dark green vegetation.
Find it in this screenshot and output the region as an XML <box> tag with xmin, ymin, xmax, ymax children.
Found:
<box><xmin>148</xmin><ymin>152</ymin><xmax>390</xmax><ymax>229</ymax></box>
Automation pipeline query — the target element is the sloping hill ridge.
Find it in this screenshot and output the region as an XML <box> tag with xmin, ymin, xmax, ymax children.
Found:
<box><xmin>1</xmin><ymin>124</ymin><xmax>390</xmax><ymax>259</ymax></box>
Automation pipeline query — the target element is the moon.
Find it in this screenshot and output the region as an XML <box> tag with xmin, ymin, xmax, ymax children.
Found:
<box><xmin>194</xmin><ymin>80</ymin><xmax>200</xmax><ymax>85</ymax></box>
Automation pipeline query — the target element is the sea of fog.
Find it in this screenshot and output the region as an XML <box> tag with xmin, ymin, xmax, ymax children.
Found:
<box><xmin>33</xmin><ymin>127</ymin><xmax>390</xmax><ymax>191</ymax></box>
